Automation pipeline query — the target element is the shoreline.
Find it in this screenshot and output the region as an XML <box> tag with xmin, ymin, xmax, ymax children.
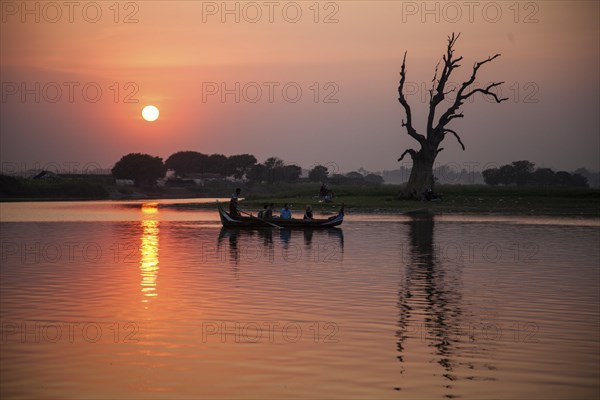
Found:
<box><xmin>2</xmin><ymin>195</ymin><xmax>598</xmax><ymax>218</ymax></box>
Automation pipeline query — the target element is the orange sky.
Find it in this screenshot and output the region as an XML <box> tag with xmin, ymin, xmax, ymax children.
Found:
<box><xmin>1</xmin><ymin>1</ymin><xmax>598</xmax><ymax>173</ymax></box>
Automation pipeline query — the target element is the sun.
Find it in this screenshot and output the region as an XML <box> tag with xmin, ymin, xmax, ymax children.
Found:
<box><xmin>142</xmin><ymin>105</ymin><xmax>159</xmax><ymax>122</ymax></box>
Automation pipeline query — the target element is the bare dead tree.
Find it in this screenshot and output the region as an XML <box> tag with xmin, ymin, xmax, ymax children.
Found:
<box><xmin>398</xmin><ymin>33</ymin><xmax>507</xmax><ymax>199</ymax></box>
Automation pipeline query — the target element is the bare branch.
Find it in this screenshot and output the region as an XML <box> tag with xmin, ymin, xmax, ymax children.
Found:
<box><xmin>435</xmin><ymin>52</ymin><xmax>505</xmax><ymax>133</ymax></box>
<box><xmin>429</xmin><ymin>61</ymin><xmax>441</xmax><ymax>102</ymax></box>
<box><xmin>443</xmin><ymin>87</ymin><xmax>456</xmax><ymax>96</ymax></box>
<box><xmin>427</xmin><ymin>32</ymin><xmax>464</xmax><ymax>137</ymax></box>
<box><xmin>463</xmin><ymin>81</ymin><xmax>509</xmax><ymax>103</ymax></box>
<box><xmin>398</xmin><ymin>149</ymin><xmax>417</xmax><ymax>161</ymax></box>
<box><xmin>448</xmin><ymin>32</ymin><xmax>461</xmax><ymax>49</ymax></box>
<box><xmin>473</xmin><ymin>54</ymin><xmax>501</xmax><ymax>73</ymax></box>
<box><xmin>436</xmin><ymin>147</ymin><xmax>445</xmax><ymax>155</ymax></box>
<box><xmin>447</xmin><ymin>112</ymin><xmax>464</xmax><ymax>122</ymax></box>
<box><xmin>398</xmin><ymin>52</ymin><xmax>425</xmax><ymax>144</ymax></box>
<box><xmin>444</xmin><ymin>129</ymin><xmax>465</xmax><ymax>151</ymax></box>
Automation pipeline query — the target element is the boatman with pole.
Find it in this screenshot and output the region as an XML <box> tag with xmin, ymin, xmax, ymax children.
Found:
<box><xmin>229</xmin><ymin>188</ymin><xmax>241</xmax><ymax>216</ymax></box>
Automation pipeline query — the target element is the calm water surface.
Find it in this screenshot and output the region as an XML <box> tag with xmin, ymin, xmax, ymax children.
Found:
<box><xmin>1</xmin><ymin>200</ymin><xmax>598</xmax><ymax>399</ymax></box>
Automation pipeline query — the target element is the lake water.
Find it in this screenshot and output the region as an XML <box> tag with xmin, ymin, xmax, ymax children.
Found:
<box><xmin>1</xmin><ymin>200</ymin><xmax>598</xmax><ymax>399</ymax></box>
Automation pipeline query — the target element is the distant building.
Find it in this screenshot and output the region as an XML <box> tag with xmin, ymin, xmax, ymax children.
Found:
<box><xmin>33</xmin><ymin>170</ymin><xmax>60</xmax><ymax>180</ymax></box>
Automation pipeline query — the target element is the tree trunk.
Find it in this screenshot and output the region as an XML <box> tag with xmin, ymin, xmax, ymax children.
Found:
<box><xmin>401</xmin><ymin>148</ymin><xmax>435</xmax><ymax>199</ymax></box>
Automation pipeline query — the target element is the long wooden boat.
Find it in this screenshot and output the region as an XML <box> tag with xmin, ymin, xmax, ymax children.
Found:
<box><xmin>218</xmin><ymin>203</ymin><xmax>344</xmax><ymax>228</ymax></box>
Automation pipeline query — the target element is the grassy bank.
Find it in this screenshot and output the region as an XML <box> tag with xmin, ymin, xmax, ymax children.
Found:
<box><xmin>241</xmin><ymin>184</ymin><xmax>600</xmax><ymax>217</ymax></box>
<box><xmin>1</xmin><ymin>175</ymin><xmax>598</xmax><ymax>216</ymax></box>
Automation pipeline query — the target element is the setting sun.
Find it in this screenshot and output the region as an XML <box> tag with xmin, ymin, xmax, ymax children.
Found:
<box><xmin>142</xmin><ymin>105</ymin><xmax>160</xmax><ymax>122</ymax></box>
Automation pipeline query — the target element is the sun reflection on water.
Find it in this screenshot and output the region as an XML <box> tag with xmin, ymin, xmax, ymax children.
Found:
<box><xmin>140</xmin><ymin>204</ymin><xmax>159</xmax><ymax>303</ymax></box>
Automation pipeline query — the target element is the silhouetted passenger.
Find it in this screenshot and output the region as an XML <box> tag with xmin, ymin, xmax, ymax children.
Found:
<box><xmin>304</xmin><ymin>205</ymin><xmax>313</xmax><ymax>220</ymax></box>
<box><xmin>229</xmin><ymin>188</ymin><xmax>241</xmax><ymax>216</ymax></box>
<box><xmin>264</xmin><ymin>203</ymin><xmax>274</xmax><ymax>219</ymax></box>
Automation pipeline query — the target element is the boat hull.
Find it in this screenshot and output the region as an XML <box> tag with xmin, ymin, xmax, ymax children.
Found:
<box><xmin>218</xmin><ymin>204</ymin><xmax>344</xmax><ymax>228</ymax></box>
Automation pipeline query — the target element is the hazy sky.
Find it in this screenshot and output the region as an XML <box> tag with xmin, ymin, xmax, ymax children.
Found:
<box><xmin>1</xmin><ymin>1</ymin><xmax>598</xmax><ymax>175</ymax></box>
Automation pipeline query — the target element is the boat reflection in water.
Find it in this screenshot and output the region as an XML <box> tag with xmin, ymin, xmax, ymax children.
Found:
<box><xmin>396</xmin><ymin>213</ymin><xmax>493</xmax><ymax>394</ymax></box>
<box><xmin>140</xmin><ymin>203</ymin><xmax>160</xmax><ymax>304</ymax></box>
<box><xmin>217</xmin><ymin>227</ymin><xmax>344</xmax><ymax>269</ymax></box>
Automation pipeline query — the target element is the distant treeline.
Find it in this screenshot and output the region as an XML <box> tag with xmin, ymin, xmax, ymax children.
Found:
<box><xmin>383</xmin><ymin>165</ymin><xmax>486</xmax><ymax>185</ymax></box>
<box><xmin>111</xmin><ymin>152</ymin><xmax>303</xmax><ymax>185</ymax></box>
<box><xmin>383</xmin><ymin>163</ymin><xmax>598</xmax><ymax>188</ymax></box>
<box><xmin>0</xmin><ymin>151</ymin><xmax>386</xmax><ymax>199</ymax></box>
<box><xmin>0</xmin><ymin>174</ymin><xmax>109</xmax><ymax>199</ymax></box>
<box><xmin>482</xmin><ymin>161</ymin><xmax>589</xmax><ymax>188</ymax></box>
<box><xmin>111</xmin><ymin>151</ymin><xmax>384</xmax><ymax>186</ymax></box>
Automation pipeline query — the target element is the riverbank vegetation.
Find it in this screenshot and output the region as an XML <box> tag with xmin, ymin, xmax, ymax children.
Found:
<box><xmin>4</xmin><ymin>174</ymin><xmax>597</xmax><ymax>217</ymax></box>
<box><xmin>1</xmin><ymin>151</ymin><xmax>598</xmax><ymax>217</ymax></box>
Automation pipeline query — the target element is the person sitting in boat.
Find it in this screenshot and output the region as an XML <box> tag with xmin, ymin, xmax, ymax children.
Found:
<box><xmin>264</xmin><ymin>203</ymin><xmax>274</xmax><ymax>219</ymax></box>
<box><xmin>280</xmin><ymin>204</ymin><xmax>292</xmax><ymax>219</ymax></box>
<box><xmin>304</xmin><ymin>205</ymin><xmax>313</xmax><ymax>220</ymax></box>
<box><xmin>229</xmin><ymin>188</ymin><xmax>241</xmax><ymax>216</ymax></box>
<box><xmin>258</xmin><ymin>204</ymin><xmax>268</xmax><ymax>219</ymax></box>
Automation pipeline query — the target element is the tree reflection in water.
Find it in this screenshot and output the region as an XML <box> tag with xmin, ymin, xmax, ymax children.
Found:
<box><xmin>396</xmin><ymin>213</ymin><xmax>480</xmax><ymax>394</ymax></box>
